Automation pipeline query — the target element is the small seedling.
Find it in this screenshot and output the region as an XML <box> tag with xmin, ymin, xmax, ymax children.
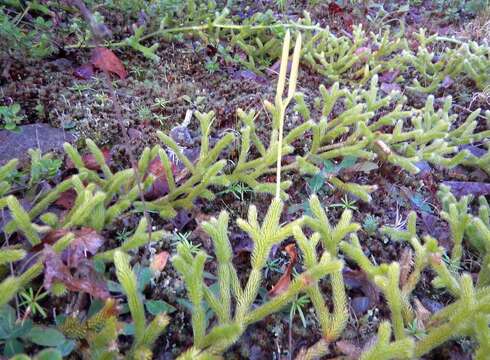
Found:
<box><xmin>137</xmin><ymin>105</ymin><xmax>152</xmax><ymax>120</ymax></box>
<box><xmin>153</xmin><ymin>97</ymin><xmax>169</xmax><ymax>110</ymax></box>
<box><xmin>205</xmin><ymin>57</ymin><xmax>220</xmax><ymax>73</ymax></box>
<box><xmin>0</xmin><ymin>104</ymin><xmax>24</xmax><ymax>132</ymax></box>
<box><xmin>442</xmin><ymin>253</ymin><xmax>462</xmax><ymax>275</ymax></box>
<box><xmin>217</xmin><ymin>182</ymin><xmax>253</xmax><ymax>201</ymax></box>
<box><xmin>29</xmin><ymin>154</ymin><xmax>62</xmax><ymax>186</ymax></box>
<box><xmin>172</xmin><ymin>231</ymin><xmax>201</xmax><ymax>255</ymax></box>
<box><xmin>19</xmin><ymin>287</ymin><xmax>48</xmax><ymax>319</ymax></box>
<box><xmin>330</xmin><ymin>195</ymin><xmax>358</xmax><ymax>211</ymax></box>
<box><xmin>289</xmin><ymin>294</ymin><xmax>310</xmax><ymax>328</ymax></box>
<box><xmin>363</xmin><ymin>215</ymin><xmax>379</xmax><ymax>235</ymax></box>
<box><xmin>264</xmin><ymin>258</ymin><xmax>285</xmax><ymax>278</ymax></box>
<box><xmin>406</xmin><ymin>319</ymin><xmax>427</xmax><ymax>340</ymax></box>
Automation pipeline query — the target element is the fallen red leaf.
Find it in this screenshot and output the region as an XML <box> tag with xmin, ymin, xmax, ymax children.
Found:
<box><xmin>328</xmin><ymin>2</ymin><xmax>344</xmax><ymax>15</ymax></box>
<box><xmin>144</xmin><ymin>156</ymin><xmax>179</xmax><ymax>200</ymax></box>
<box><xmin>268</xmin><ymin>266</ymin><xmax>292</xmax><ymax>297</ymax></box>
<box><xmin>33</xmin><ymin>228</ymin><xmax>105</xmax><ymax>265</ymax></box>
<box><xmin>269</xmin><ymin>244</ymin><xmax>298</xmax><ymax>297</ymax></box>
<box><xmin>90</xmin><ymin>47</ymin><xmax>127</xmax><ymax>79</ymax></box>
<box><xmin>65</xmin><ymin>147</ymin><xmax>111</xmax><ymax>171</ymax></box>
<box><xmin>285</xmin><ymin>243</ymin><xmax>297</xmax><ymax>264</ymax></box>
<box><xmin>150</xmin><ymin>251</ymin><xmax>169</xmax><ymax>273</ymax></box>
<box><xmin>31</xmin><ymin>229</ymin><xmax>71</xmax><ymax>253</ymax></box>
<box><xmin>55</xmin><ymin>189</ymin><xmax>77</xmax><ymax>210</ymax></box>
<box><xmin>342</xmin><ymin>13</ymin><xmax>354</xmax><ymax>31</ymax></box>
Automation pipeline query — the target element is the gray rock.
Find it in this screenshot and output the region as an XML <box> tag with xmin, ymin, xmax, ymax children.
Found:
<box><xmin>0</xmin><ymin>124</ymin><xmax>76</xmax><ymax>165</ymax></box>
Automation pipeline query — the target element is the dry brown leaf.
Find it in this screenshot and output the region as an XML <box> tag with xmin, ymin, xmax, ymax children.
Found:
<box><xmin>144</xmin><ymin>156</ymin><xmax>178</xmax><ymax>200</ymax></box>
<box><xmin>414</xmin><ymin>298</ymin><xmax>431</xmax><ymax>329</ymax></box>
<box><xmin>54</xmin><ymin>189</ymin><xmax>77</xmax><ymax>210</ymax></box>
<box><xmin>399</xmin><ymin>247</ymin><xmax>414</xmax><ymax>288</ymax></box>
<box><xmin>43</xmin><ymin>246</ymin><xmax>109</xmax><ymax>299</ymax></box>
<box><xmin>66</xmin><ymin>148</ymin><xmax>111</xmax><ymax>171</ymax></box>
<box><xmin>62</xmin><ymin>228</ymin><xmax>105</xmax><ymax>267</ymax></box>
<box><xmin>336</xmin><ymin>340</ymin><xmax>362</xmax><ymax>359</ymax></box>
<box><xmin>150</xmin><ymin>251</ymin><xmax>169</xmax><ymax>273</ymax></box>
<box><xmin>268</xmin><ymin>244</ymin><xmax>298</xmax><ymax>297</ymax></box>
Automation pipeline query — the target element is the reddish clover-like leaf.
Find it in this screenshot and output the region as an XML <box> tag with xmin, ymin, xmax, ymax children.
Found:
<box><xmin>90</xmin><ymin>47</ymin><xmax>127</xmax><ymax>80</ymax></box>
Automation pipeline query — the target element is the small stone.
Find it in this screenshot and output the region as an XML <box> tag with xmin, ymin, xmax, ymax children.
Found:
<box><xmin>0</xmin><ymin>124</ymin><xmax>76</xmax><ymax>165</ymax></box>
<box><xmin>169</xmin><ymin>126</ymin><xmax>193</xmax><ymax>147</ymax></box>
<box><xmin>351</xmin><ymin>296</ymin><xmax>370</xmax><ymax>316</ymax></box>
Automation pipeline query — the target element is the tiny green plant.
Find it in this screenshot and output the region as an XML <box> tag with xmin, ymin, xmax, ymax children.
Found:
<box><xmin>28</xmin><ymin>150</ymin><xmax>62</xmax><ymax>186</ymax></box>
<box><xmin>18</xmin><ymin>288</ymin><xmax>48</xmax><ymax>319</ymax></box>
<box><xmin>406</xmin><ymin>319</ymin><xmax>427</xmax><ymax>340</ymax></box>
<box><xmin>0</xmin><ymin>104</ymin><xmax>23</xmax><ymax>132</ymax></box>
<box><xmin>137</xmin><ymin>105</ymin><xmax>152</xmax><ymax>120</ymax></box>
<box><xmin>172</xmin><ymin>231</ymin><xmax>201</xmax><ymax>255</ymax></box>
<box><xmin>217</xmin><ymin>182</ymin><xmax>253</xmax><ymax>201</ymax></box>
<box><xmin>153</xmin><ymin>97</ymin><xmax>169</xmax><ymax>110</ymax></box>
<box><xmin>330</xmin><ymin>195</ymin><xmax>359</xmax><ymax>211</ymax></box>
<box><xmin>289</xmin><ymin>294</ymin><xmax>310</xmax><ymax>328</ymax></box>
<box><xmin>363</xmin><ymin>215</ymin><xmax>379</xmax><ymax>235</ymax></box>
<box><xmin>205</xmin><ymin>57</ymin><xmax>220</xmax><ymax>73</ymax></box>
<box><xmin>264</xmin><ymin>257</ymin><xmax>285</xmax><ymax>278</ymax></box>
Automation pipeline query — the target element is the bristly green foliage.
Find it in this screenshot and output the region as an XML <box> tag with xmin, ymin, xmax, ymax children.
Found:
<box><xmin>437</xmin><ymin>184</ymin><xmax>490</xmax><ymax>287</ymax></box>
<box><xmin>114</xmin><ymin>251</ymin><xmax>169</xmax><ymax>358</ymax></box>
<box><xmin>59</xmin><ymin>298</ymin><xmax>120</xmax><ymax>359</ymax></box>
<box><xmin>107</xmin><ymin>7</ymin><xmax>490</xmax><ymax>91</ymax></box>
<box><xmin>367</xmin><ymin>185</ymin><xmax>490</xmax><ymax>358</ymax></box>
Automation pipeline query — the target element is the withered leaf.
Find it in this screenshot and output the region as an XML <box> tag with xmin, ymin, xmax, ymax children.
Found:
<box><xmin>399</xmin><ymin>247</ymin><xmax>414</xmax><ymax>288</ymax></box>
<box><xmin>90</xmin><ymin>47</ymin><xmax>127</xmax><ymax>79</ymax></box>
<box><xmin>55</xmin><ymin>189</ymin><xmax>77</xmax><ymax>210</ymax></box>
<box><xmin>73</xmin><ymin>63</ymin><xmax>94</xmax><ymax>80</ymax></box>
<box><xmin>43</xmin><ymin>246</ymin><xmax>109</xmax><ymax>299</ymax></box>
<box><xmin>268</xmin><ymin>244</ymin><xmax>298</xmax><ymax>297</ymax></box>
<box><xmin>442</xmin><ymin>181</ymin><xmax>490</xmax><ymax>198</ymax></box>
<box><xmin>62</xmin><ymin>228</ymin><xmax>105</xmax><ymax>267</ymax></box>
<box><xmin>414</xmin><ymin>298</ymin><xmax>431</xmax><ymax>329</ymax></box>
<box><xmin>343</xmin><ymin>267</ymin><xmax>380</xmax><ymax>305</ymax></box>
<box><xmin>336</xmin><ymin>340</ymin><xmax>361</xmax><ymax>359</ymax></box>
<box><xmin>150</xmin><ymin>251</ymin><xmax>169</xmax><ymax>273</ymax></box>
